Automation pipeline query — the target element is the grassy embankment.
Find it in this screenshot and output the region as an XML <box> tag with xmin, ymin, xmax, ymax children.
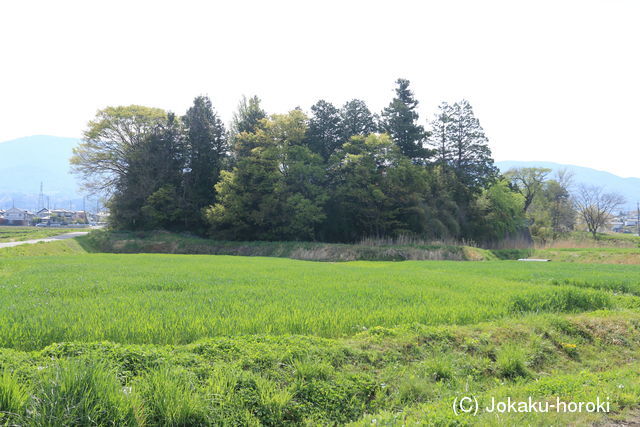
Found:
<box><xmin>72</xmin><ymin>229</ymin><xmax>498</xmax><ymax>261</ymax></box>
<box><xmin>12</xmin><ymin>228</ymin><xmax>640</xmax><ymax>263</ymax></box>
<box><xmin>1</xmin><ymin>239</ymin><xmax>640</xmax><ymax>424</ymax></box>
<box><xmin>532</xmin><ymin>232</ymin><xmax>640</xmax><ymax>264</ymax></box>
<box><xmin>0</xmin><ymin>226</ymin><xmax>77</xmax><ymax>243</ymax></box>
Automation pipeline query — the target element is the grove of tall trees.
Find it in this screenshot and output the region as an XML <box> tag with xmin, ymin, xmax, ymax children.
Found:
<box><xmin>72</xmin><ymin>79</ymin><xmax>530</xmax><ymax>244</ymax></box>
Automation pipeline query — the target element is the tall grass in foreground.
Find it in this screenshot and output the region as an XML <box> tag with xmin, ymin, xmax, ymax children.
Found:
<box><xmin>29</xmin><ymin>360</ymin><xmax>139</xmax><ymax>426</ymax></box>
<box><xmin>0</xmin><ymin>370</ymin><xmax>28</xmax><ymax>424</ymax></box>
<box><xmin>0</xmin><ymin>313</ymin><xmax>639</xmax><ymax>425</ymax></box>
<box><xmin>134</xmin><ymin>366</ymin><xmax>208</xmax><ymax>426</ymax></box>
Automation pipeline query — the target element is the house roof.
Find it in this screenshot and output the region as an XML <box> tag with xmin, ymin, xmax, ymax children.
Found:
<box><xmin>5</xmin><ymin>207</ymin><xmax>25</xmax><ymax>213</ymax></box>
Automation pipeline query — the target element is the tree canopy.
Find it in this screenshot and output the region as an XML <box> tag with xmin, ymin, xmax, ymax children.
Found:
<box><xmin>206</xmin><ymin>110</ymin><xmax>327</xmax><ymax>240</ymax></box>
<box><xmin>71</xmin><ymin>105</ymin><xmax>167</xmax><ymax>194</ymax></box>
<box><xmin>71</xmin><ymin>79</ymin><xmax>567</xmax><ymax>245</ymax></box>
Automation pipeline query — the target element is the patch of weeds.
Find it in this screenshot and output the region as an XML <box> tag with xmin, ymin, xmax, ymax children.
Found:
<box><xmin>30</xmin><ymin>359</ymin><xmax>138</xmax><ymax>426</ymax></box>
<box><xmin>0</xmin><ymin>370</ymin><xmax>28</xmax><ymax>423</ymax></box>
<box><xmin>133</xmin><ymin>365</ymin><xmax>208</xmax><ymax>426</ymax></box>
<box><xmin>496</xmin><ymin>345</ymin><xmax>530</xmax><ymax>379</ymax></box>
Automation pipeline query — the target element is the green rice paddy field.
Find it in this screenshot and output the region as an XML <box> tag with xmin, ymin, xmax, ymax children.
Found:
<box><xmin>1</xmin><ymin>241</ymin><xmax>640</xmax><ymax>425</ymax></box>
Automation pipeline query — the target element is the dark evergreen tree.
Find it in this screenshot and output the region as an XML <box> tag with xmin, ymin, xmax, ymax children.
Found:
<box><xmin>323</xmin><ymin>134</ymin><xmax>438</xmax><ymax>242</ymax></box>
<box><xmin>231</xmin><ymin>95</ymin><xmax>267</xmax><ymax>135</ymax></box>
<box><xmin>428</xmin><ymin>100</ymin><xmax>499</xmax><ymax>238</ymax></box>
<box><xmin>306</xmin><ymin>100</ymin><xmax>343</xmax><ymax>161</ymax></box>
<box><xmin>380</xmin><ymin>79</ymin><xmax>429</xmax><ymax>161</ymax></box>
<box><xmin>339</xmin><ymin>99</ymin><xmax>377</xmax><ymax>140</ymax></box>
<box><xmin>429</xmin><ymin>102</ymin><xmax>454</xmax><ymax>170</ymax></box>
<box><xmin>444</xmin><ymin>100</ymin><xmax>497</xmax><ymax>191</ymax></box>
<box><xmin>182</xmin><ymin>96</ymin><xmax>228</xmax><ymax>231</ymax></box>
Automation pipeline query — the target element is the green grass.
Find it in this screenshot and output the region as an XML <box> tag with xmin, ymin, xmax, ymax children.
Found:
<box><xmin>29</xmin><ymin>359</ymin><xmax>139</xmax><ymax>425</ymax></box>
<box><xmin>1</xmin><ymin>239</ymin><xmax>640</xmax><ymax>424</ymax></box>
<box><xmin>1</xmin><ymin>313</ymin><xmax>639</xmax><ymax>425</ymax></box>
<box><xmin>534</xmin><ymin>247</ymin><xmax>640</xmax><ymax>264</ymax></box>
<box><xmin>539</xmin><ymin>231</ymin><xmax>640</xmax><ymax>248</ymax></box>
<box><xmin>0</xmin><ymin>226</ymin><xmax>76</xmax><ymax>243</ymax></box>
<box><xmin>0</xmin><ymin>238</ymin><xmax>86</xmax><ymax>257</ymax></box>
<box><xmin>596</xmin><ymin>231</ymin><xmax>640</xmax><ymax>245</ymax></box>
<box><xmin>2</xmin><ymin>254</ymin><xmax>638</xmax><ymax>351</ymax></box>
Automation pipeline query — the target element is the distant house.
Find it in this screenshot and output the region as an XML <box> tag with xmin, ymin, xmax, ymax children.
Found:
<box><xmin>3</xmin><ymin>207</ymin><xmax>34</xmax><ymax>226</ymax></box>
<box><xmin>49</xmin><ymin>209</ymin><xmax>75</xmax><ymax>224</ymax></box>
<box><xmin>35</xmin><ymin>208</ymin><xmax>52</xmax><ymax>225</ymax></box>
<box><xmin>0</xmin><ymin>209</ymin><xmax>6</xmax><ymax>225</ymax></box>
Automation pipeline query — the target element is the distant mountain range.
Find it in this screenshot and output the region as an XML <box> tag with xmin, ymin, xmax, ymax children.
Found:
<box><xmin>496</xmin><ymin>161</ymin><xmax>640</xmax><ymax>210</ymax></box>
<box><xmin>1</xmin><ymin>136</ymin><xmax>638</xmax><ymax>211</ymax></box>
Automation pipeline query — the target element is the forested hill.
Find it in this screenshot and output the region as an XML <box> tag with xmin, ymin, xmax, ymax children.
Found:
<box><xmin>2</xmin><ymin>136</ymin><xmax>638</xmax><ymax>212</ymax></box>
<box><xmin>0</xmin><ymin>135</ymin><xmax>82</xmax><ymax>209</ymax></box>
<box><xmin>496</xmin><ymin>161</ymin><xmax>640</xmax><ymax>210</ymax></box>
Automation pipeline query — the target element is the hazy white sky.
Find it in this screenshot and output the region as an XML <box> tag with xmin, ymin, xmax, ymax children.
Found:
<box><xmin>1</xmin><ymin>0</ymin><xmax>638</xmax><ymax>176</ymax></box>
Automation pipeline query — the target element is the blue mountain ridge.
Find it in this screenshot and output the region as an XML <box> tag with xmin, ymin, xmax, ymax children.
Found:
<box><xmin>496</xmin><ymin>161</ymin><xmax>640</xmax><ymax>210</ymax></box>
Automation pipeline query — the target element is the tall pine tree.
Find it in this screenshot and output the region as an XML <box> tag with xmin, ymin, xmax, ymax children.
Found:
<box><xmin>429</xmin><ymin>102</ymin><xmax>454</xmax><ymax>170</ymax></box>
<box><xmin>306</xmin><ymin>100</ymin><xmax>343</xmax><ymax>161</ymax></box>
<box><xmin>380</xmin><ymin>79</ymin><xmax>429</xmax><ymax>161</ymax></box>
<box><xmin>444</xmin><ymin>100</ymin><xmax>497</xmax><ymax>191</ymax></box>
<box><xmin>182</xmin><ymin>96</ymin><xmax>228</xmax><ymax>230</ymax></box>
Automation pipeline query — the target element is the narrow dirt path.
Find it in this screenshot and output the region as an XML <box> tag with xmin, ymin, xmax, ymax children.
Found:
<box><xmin>0</xmin><ymin>232</ymin><xmax>89</xmax><ymax>249</ymax></box>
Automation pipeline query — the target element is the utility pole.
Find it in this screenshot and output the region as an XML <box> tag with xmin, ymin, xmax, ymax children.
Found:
<box><xmin>637</xmin><ymin>202</ymin><xmax>639</xmax><ymax>236</ymax></box>
<box><xmin>37</xmin><ymin>182</ymin><xmax>45</xmax><ymax>211</ymax></box>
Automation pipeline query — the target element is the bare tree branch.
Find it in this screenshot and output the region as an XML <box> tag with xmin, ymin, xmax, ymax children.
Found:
<box><xmin>573</xmin><ymin>184</ymin><xmax>625</xmax><ymax>239</ymax></box>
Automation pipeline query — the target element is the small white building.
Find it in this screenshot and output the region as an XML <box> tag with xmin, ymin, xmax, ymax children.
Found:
<box><xmin>3</xmin><ymin>207</ymin><xmax>35</xmax><ymax>225</ymax></box>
